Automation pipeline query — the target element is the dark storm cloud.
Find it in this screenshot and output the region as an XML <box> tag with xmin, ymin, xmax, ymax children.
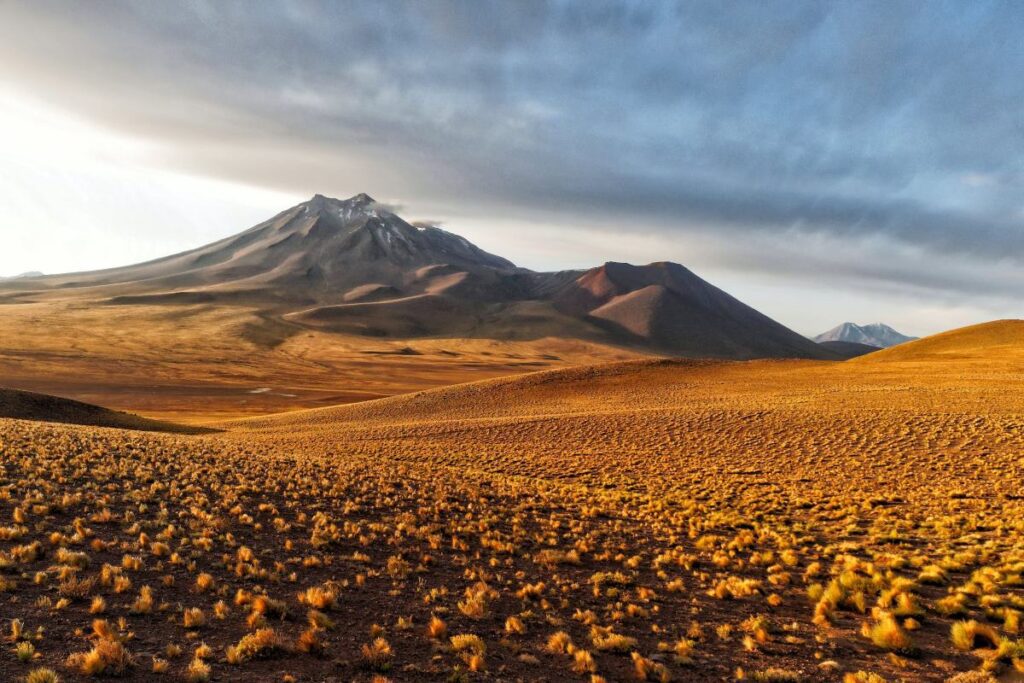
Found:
<box><xmin>2</xmin><ymin>0</ymin><xmax>1023</xmax><ymax>295</ymax></box>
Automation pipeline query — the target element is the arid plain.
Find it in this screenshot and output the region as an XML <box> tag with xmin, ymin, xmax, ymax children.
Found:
<box><xmin>0</xmin><ymin>197</ymin><xmax>1022</xmax><ymax>682</ymax></box>
<box><xmin>0</xmin><ymin>298</ymin><xmax>639</xmax><ymax>423</ymax></box>
<box><xmin>2</xmin><ymin>307</ymin><xmax>1024</xmax><ymax>681</ymax></box>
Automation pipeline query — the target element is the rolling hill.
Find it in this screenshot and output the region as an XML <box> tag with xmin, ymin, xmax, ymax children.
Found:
<box><xmin>854</xmin><ymin>318</ymin><xmax>1024</xmax><ymax>363</ymax></box>
<box><xmin>0</xmin><ymin>387</ymin><xmax>208</xmax><ymax>432</ymax></box>
<box><xmin>224</xmin><ymin>319</ymin><xmax>1024</xmax><ymax>502</ymax></box>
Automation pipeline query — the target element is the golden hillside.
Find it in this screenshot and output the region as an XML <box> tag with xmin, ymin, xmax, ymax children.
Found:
<box><xmin>0</xmin><ymin>298</ymin><xmax>642</xmax><ymax>422</ymax></box>
<box><xmin>226</xmin><ymin>320</ymin><xmax>1024</xmax><ymax>505</ymax></box>
<box><xmin>0</xmin><ymin>387</ymin><xmax>207</xmax><ymax>433</ymax></box>
<box><xmin>856</xmin><ymin>319</ymin><xmax>1024</xmax><ymax>363</ymax></box>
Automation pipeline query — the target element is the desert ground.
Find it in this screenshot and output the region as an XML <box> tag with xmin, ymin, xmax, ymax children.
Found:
<box><xmin>1</xmin><ymin>320</ymin><xmax>1022</xmax><ymax>682</ymax></box>
<box><xmin>0</xmin><ymin>299</ymin><xmax>640</xmax><ymax>422</ymax></box>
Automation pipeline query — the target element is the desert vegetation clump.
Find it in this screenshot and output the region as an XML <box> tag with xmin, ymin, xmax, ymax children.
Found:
<box><xmin>65</xmin><ymin>620</ymin><xmax>134</xmax><ymax>676</ymax></box>
<box><xmin>225</xmin><ymin>628</ymin><xmax>286</xmax><ymax>664</ymax></box>
<box><xmin>24</xmin><ymin>669</ymin><xmax>60</xmax><ymax>683</ymax></box>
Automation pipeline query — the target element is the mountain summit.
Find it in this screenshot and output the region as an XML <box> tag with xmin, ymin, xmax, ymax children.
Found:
<box><xmin>814</xmin><ymin>322</ymin><xmax>917</xmax><ymax>348</ymax></box>
<box><xmin>41</xmin><ymin>193</ymin><xmax>515</xmax><ymax>299</ymax></box>
<box><xmin>4</xmin><ymin>194</ymin><xmax>833</xmax><ymax>360</ymax></box>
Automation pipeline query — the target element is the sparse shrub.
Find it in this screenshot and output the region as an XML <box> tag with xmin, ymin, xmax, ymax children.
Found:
<box><xmin>296</xmin><ymin>628</ymin><xmax>324</xmax><ymax>655</ymax></box>
<box><xmin>951</xmin><ymin>620</ymin><xmax>1001</xmax><ymax>651</ymax></box>
<box><xmin>183</xmin><ymin>608</ymin><xmax>205</xmax><ymax>629</ymax></box>
<box><xmin>24</xmin><ymin>669</ymin><xmax>60</xmax><ymax>683</ymax></box>
<box><xmin>16</xmin><ymin>640</ymin><xmax>36</xmax><ymax>662</ymax></box>
<box><xmin>572</xmin><ymin>648</ymin><xmax>597</xmax><ymax>673</ymax></box>
<box><xmin>360</xmin><ymin>638</ymin><xmax>392</xmax><ymax>671</ymax></box>
<box><xmin>671</xmin><ymin>638</ymin><xmax>694</xmax><ymax>663</ymax></box>
<box><xmin>842</xmin><ymin>673</ymin><xmax>887</xmax><ymax>683</ymax></box>
<box><xmin>308</xmin><ymin>609</ymin><xmax>334</xmax><ymax>630</ymax></box>
<box><xmin>750</xmin><ymin>668</ymin><xmax>802</xmax><ymax>682</ymax></box>
<box><xmin>194</xmin><ymin>573</ymin><xmax>215</xmax><ymax>593</ymax></box>
<box><xmin>450</xmin><ymin>634</ymin><xmax>485</xmax><ymax>671</ymax></box>
<box><xmin>299</xmin><ymin>585</ymin><xmax>336</xmax><ymax>610</ymax></box>
<box><xmin>185</xmin><ymin>657</ymin><xmax>210</xmax><ymax>682</ymax></box>
<box><xmin>863</xmin><ymin>614</ymin><xmax>912</xmax><ymax>652</ymax></box>
<box><xmin>944</xmin><ymin>673</ymin><xmax>997</xmax><ymax>683</ymax></box>
<box><xmin>590</xmin><ymin>626</ymin><xmax>637</xmax><ymax>652</ymax></box>
<box><xmin>58</xmin><ymin>574</ymin><xmax>96</xmax><ymax>600</ymax></box>
<box><xmin>427</xmin><ymin>615</ymin><xmax>447</xmax><ymax>639</ymax></box>
<box><xmin>631</xmin><ymin>651</ymin><xmax>670</xmax><ymax>682</ymax></box>
<box><xmin>66</xmin><ymin>636</ymin><xmax>133</xmax><ymax>676</ymax></box>
<box><xmin>225</xmin><ymin>628</ymin><xmax>285</xmax><ymax>664</ymax></box>
<box><xmin>130</xmin><ymin>586</ymin><xmax>154</xmax><ymax>614</ymax></box>
<box><xmin>450</xmin><ymin>634</ymin><xmax>485</xmax><ymax>655</ymax></box>
<box><xmin>505</xmin><ymin>616</ymin><xmax>526</xmax><ymax>634</ymax></box>
<box><xmin>545</xmin><ymin>631</ymin><xmax>573</xmax><ymax>654</ymax></box>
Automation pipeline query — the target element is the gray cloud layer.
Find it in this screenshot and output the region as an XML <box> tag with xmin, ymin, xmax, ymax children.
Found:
<box><xmin>1</xmin><ymin>0</ymin><xmax>1023</xmax><ymax>300</ymax></box>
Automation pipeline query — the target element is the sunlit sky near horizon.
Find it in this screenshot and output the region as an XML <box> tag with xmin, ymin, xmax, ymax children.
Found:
<box><xmin>1</xmin><ymin>1</ymin><xmax>1022</xmax><ymax>337</ymax></box>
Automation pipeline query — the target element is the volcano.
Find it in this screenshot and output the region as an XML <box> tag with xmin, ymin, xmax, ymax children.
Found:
<box><xmin>4</xmin><ymin>193</ymin><xmax>833</xmax><ymax>360</ymax></box>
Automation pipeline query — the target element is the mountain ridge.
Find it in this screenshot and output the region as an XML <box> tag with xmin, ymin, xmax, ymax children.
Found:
<box><xmin>814</xmin><ymin>321</ymin><xmax>916</xmax><ymax>348</ymax></box>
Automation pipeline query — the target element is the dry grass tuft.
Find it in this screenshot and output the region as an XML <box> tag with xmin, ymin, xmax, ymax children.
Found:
<box><xmin>24</xmin><ymin>669</ymin><xmax>60</xmax><ymax>683</ymax></box>
<box><xmin>226</xmin><ymin>628</ymin><xmax>286</xmax><ymax>664</ymax></box>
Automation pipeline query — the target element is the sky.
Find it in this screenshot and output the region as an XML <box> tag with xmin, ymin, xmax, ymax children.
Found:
<box><xmin>0</xmin><ymin>1</ymin><xmax>1022</xmax><ymax>337</ymax></box>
